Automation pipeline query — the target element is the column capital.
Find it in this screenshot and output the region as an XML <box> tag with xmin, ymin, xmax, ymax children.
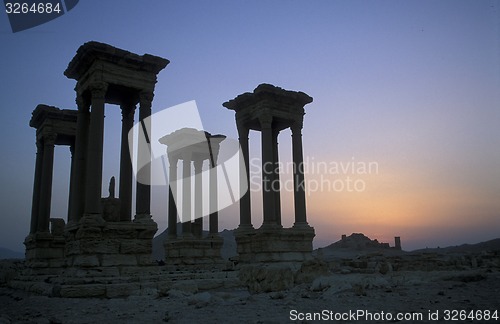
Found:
<box><xmin>139</xmin><ymin>91</ymin><xmax>154</xmax><ymax>104</ymax></box>
<box><xmin>259</xmin><ymin>114</ymin><xmax>273</xmax><ymax>129</ymax></box>
<box><xmin>121</xmin><ymin>103</ymin><xmax>136</xmax><ymax>119</ymax></box>
<box><xmin>181</xmin><ymin>151</ymin><xmax>192</xmax><ymax>162</ymax></box>
<box><xmin>237</xmin><ymin>122</ymin><xmax>249</xmax><ymax>139</ymax></box>
<box><xmin>89</xmin><ymin>82</ymin><xmax>108</xmax><ymax>99</ymax></box>
<box><xmin>43</xmin><ymin>132</ymin><xmax>57</xmax><ymax>146</ymax></box>
<box><xmin>291</xmin><ymin>120</ymin><xmax>303</xmax><ymax>135</ymax></box>
<box><xmin>168</xmin><ymin>155</ymin><xmax>179</xmax><ymax>167</ymax></box>
<box><xmin>36</xmin><ymin>138</ymin><xmax>43</xmax><ymax>151</ymax></box>
<box><xmin>193</xmin><ymin>158</ymin><xmax>203</xmax><ymax>172</ymax></box>
<box><xmin>76</xmin><ymin>95</ymin><xmax>89</xmax><ymax>110</ymax></box>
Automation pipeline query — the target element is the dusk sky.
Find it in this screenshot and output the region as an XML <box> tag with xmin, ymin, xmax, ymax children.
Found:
<box><xmin>0</xmin><ymin>1</ymin><xmax>499</xmax><ymax>253</ymax></box>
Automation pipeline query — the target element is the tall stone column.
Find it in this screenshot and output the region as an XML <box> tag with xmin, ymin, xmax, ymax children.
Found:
<box><xmin>272</xmin><ymin>128</ymin><xmax>282</xmax><ymax>226</ymax></box>
<box><xmin>67</xmin><ymin>144</ymin><xmax>75</xmax><ymax>222</ymax></box>
<box><xmin>68</xmin><ymin>97</ymin><xmax>90</xmax><ymax>224</ymax></box>
<box><xmin>181</xmin><ymin>154</ymin><xmax>193</xmax><ymax>237</ymax></box>
<box><xmin>193</xmin><ymin>159</ymin><xmax>203</xmax><ymax>237</ymax></box>
<box><xmin>119</xmin><ymin>101</ymin><xmax>135</xmax><ymax>222</ymax></box>
<box><xmin>291</xmin><ymin>122</ymin><xmax>308</xmax><ymax>226</ymax></box>
<box><xmin>168</xmin><ymin>156</ymin><xmax>178</xmax><ymax>238</ymax></box>
<box><xmin>237</xmin><ymin>124</ymin><xmax>252</xmax><ymax>229</ymax></box>
<box><xmin>209</xmin><ymin>149</ymin><xmax>218</xmax><ymax>235</ymax></box>
<box><xmin>38</xmin><ymin>132</ymin><xmax>57</xmax><ymax>232</ymax></box>
<box><xmin>136</xmin><ymin>91</ymin><xmax>153</xmax><ymax>217</ymax></box>
<box><xmin>84</xmin><ymin>82</ymin><xmax>108</xmax><ymax>215</ymax></box>
<box><xmin>260</xmin><ymin>115</ymin><xmax>276</xmax><ymax>226</ymax></box>
<box><xmin>30</xmin><ymin>140</ymin><xmax>44</xmax><ymax>234</ymax></box>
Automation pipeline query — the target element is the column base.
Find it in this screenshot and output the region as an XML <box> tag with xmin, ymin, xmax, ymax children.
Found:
<box><xmin>234</xmin><ymin>225</ymin><xmax>315</xmax><ymax>263</ymax></box>
<box><xmin>65</xmin><ymin>216</ymin><xmax>158</xmax><ymax>268</ymax></box>
<box><xmin>164</xmin><ymin>236</ymin><xmax>225</xmax><ymax>269</ymax></box>
<box><xmin>24</xmin><ymin>231</ymin><xmax>66</xmax><ymax>268</ymax></box>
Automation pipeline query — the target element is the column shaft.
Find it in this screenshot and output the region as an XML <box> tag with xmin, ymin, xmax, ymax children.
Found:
<box><xmin>68</xmin><ymin>98</ymin><xmax>89</xmax><ymax>223</ymax></box>
<box><xmin>38</xmin><ymin>133</ymin><xmax>56</xmax><ymax>232</ymax></box>
<box><xmin>237</xmin><ymin>125</ymin><xmax>252</xmax><ymax>229</ymax></box>
<box><xmin>30</xmin><ymin>141</ymin><xmax>43</xmax><ymax>234</ymax></box>
<box><xmin>67</xmin><ymin>144</ymin><xmax>75</xmax><ymax>222</ymax></box>
<box><xmin>119</xmin><ymin>103</ymin><xmax>135</xmax><ymax>221</ymax></box>
<box><xmin>292</xmin><ymin>123</ymin><xmax>308</xmax><ymax>225</ymax></box>
<box><xmin>181</xmin><ymin>157</ymin><xmax>192</xmax><ymax>237</ymax></box>
<box><xmin>84</xmin><ymin>83</ymin><xmax>107</xmax><ymax>215</ymax></box>
<box><xmin>260</xmin><ymin>116</ymin><xmax>276</xmax><ymax>225</ymax></box>
<box><xmin>272</xmin><ymin>129</ymin><xmax>281</xmax><ymax>226</ymax></box>
<box><xmin>136</xmin><ymin>92</ymin><xmax>153</xmax><ymax>216</ymax></box>
<box><xmin>194</xmin><ymin>159</ymin><xmax>203</xmax><ymax>237</ymax></box>
<box><xmin>168</xmin><ymin>157</ymin><xmax>178</xmax><ymax>238</ymax></box>
<box><xmin>209</xmin><ymin>155</ymin><xmax>218</xmax><ymax>235</ymax></box>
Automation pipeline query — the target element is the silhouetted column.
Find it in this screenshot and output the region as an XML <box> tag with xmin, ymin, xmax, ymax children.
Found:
<box><xmin>38</xmin><ymin>133</ymin><xmax>57</xmax><ymax>232</ymax></box>
<box><xmin>260</xmin><ymin>116</ymin><xmax>276</xmax><ymax>225</ymax></box>
<box><xmin>181</xmin><ymin>154</ymin><xmax>192</xmax><ymax>237</ymax></box>
<box><xmin>272</xmin><ymin>128</ymin><xmax>281</xmax><ymax>226</ymax></box>
<box><xmin>136</xmin><ymin>91</ymin><xmax>153</xmax><ymax>216</ymax></box>
<box><xmin>119</xmin><ymin>101</ymin><xmax>135</xmax><ymax>222</ymax></box>
<box><xmin>68</xmin><ymin>97</ymin><xmax>90</xmax><ymax>224</ymax></box>
<box><xmin>67</xmin><ymin>144</ymin><xmax>75</xmax><ymax>222</ymax></box>
<box><xmin>84</xmin><ymin>82</ymin><xmax>107</xmax><ymax>215</ymax></box>
<box><xmin>194</xmin><ymin>159</ymin><xmax>203</xmax><ymax>237</ymax></box>
<box><xmin>168</xmin><ymin>156</ymin><xmax>178</xmax><ymax>238</ymax></box>
<box><xmin>237</xmin><ymin>124</ymin><xmax>252</xmax><ymax>229</ymax></box>
<box><xmin>30</xmin><ymin>140</ymin><xmax>43</xmax><ymax>234</ymax></box>
<box><xmin>291</xmin><ymin>122</ymin><xmax>307</xmax><ymax>225</ymax></box>
<box><xmin>209</xmin><ymin>149</ymin><xmax>218</xmax><ymax>235</ymax></box>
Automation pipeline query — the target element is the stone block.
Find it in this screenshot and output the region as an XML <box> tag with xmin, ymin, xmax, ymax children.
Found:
<box><xmin>75</xmin><ymin>226</ymin><xmax>104</xmax><ymax>239</ymax></box>
<box><xmin>48</xmin><ymin>259</ymin><xmax>67</xmax><ymax>268</ymax></box>
<box><xmin>65</xmin><ymin>241</ymin><xmax>81</xmax><ymax>255</ymax></box>
<box><xmin>72</xmin><ymin>255</ymin><xmax>100</xmax><ymax>267</ymax></box>
<box><xmin>120</xmin><ymin>240</ymin><xmax>151</xmax><ymax>254</ymax></box>
<box><xmin>60</xmin><ymin>284</ymin><xmax>106</xmax><ymax>298</ymax></box>
<box><xmin>171</xmin><ymin>280</ymin><xmax>198</xmax><ymax>294</ymax></box>
<box><xmin>137</xmin><ymin>254</ymin><xmax>154</xmax><ymax>266</ymax></box>
<box><xmin>106</xmin><ymin>283</ymin><xmax>141</xmax><ymax>298</ymax></box>
<box><xmin>101</xmin><ymin>254</ymin><xmax>137</xmax><ymax>267</ymax></box>
<box><xmin>180</xmin><ymin>248</ymin><xmax>203</xmax><ymax>258</ymax></box>
<box><xmin>79</xmin><ymin>239</ymin><xmax>120</xmax><ymax>254</ymax></box>
<box><xmin>196</xmin><ymin>279</ymin><xmax>223</xmax><ymax>291</ymax></box>
<box><xmin>239</xmin><ymin>264</ymin><xmax>295</xmax><ymax>293</ymax></box>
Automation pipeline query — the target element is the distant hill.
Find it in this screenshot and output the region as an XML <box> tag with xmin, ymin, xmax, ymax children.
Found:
<box><xmin>313</xmin><ymin>233</ymin><xmax>405</xmax><ymax>260</ymax></box>
<box><xmin>412</xmin><ymin>238</ymin><xmax>500</xmax><ymax>254</ymax></box>
<box><xmin>0</xmin><ymin>247</ymin><xmax>24</xmax><ymax>259</ymax></box>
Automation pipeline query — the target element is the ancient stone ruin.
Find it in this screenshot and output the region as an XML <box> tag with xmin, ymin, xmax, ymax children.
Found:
<box><xmin>223</xmin><ymin>84</ymin><xmax>316</xmax><ymax>263</ymax></box>
<box><xmin>159</xmin><ymin>128</ymin><xmax>226</xmax><ymax>267</ymax></box>
<box><xmin>15</xmin><ymin>41</ymin><xmax>318</xmax><ymax>297</ymax></box>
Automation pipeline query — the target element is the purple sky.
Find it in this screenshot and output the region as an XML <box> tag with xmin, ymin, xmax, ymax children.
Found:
<box><xmin>0</xmin><ymin>0</ymin><xmax>499</xmax><ymax>252</ymax></box>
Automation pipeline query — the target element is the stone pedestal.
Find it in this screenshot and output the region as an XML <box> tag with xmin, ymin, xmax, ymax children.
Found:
<box><xmin>24</xmin><ymin>231</ymin><xmax>66</xmax><ymax>268</ymax></box>
<box><xmin>234</xmin><ymin>226</ymin><xmax>315</xmax><ymax>263</ymax></box>
<box><xmin>165</xmin><ymin>236</ymin><xmax>224</xmax><ymax>268</ymax></box>
<box><xmin>64</xmin><ymin>215</ymin><xmax>158</xmax><ymax>268</ymax></box>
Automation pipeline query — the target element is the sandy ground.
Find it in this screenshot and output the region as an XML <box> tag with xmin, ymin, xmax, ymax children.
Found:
<box><xmin>1</xmin><ymin>269</ymin><xmax>499</xmax><ymax>324</ymax></box>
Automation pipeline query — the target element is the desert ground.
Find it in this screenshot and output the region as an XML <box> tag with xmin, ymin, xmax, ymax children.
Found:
<box><xmin>1</xmin><ymin>234</ymin><xmax>499</xmax><ymax>323</ymax></box>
